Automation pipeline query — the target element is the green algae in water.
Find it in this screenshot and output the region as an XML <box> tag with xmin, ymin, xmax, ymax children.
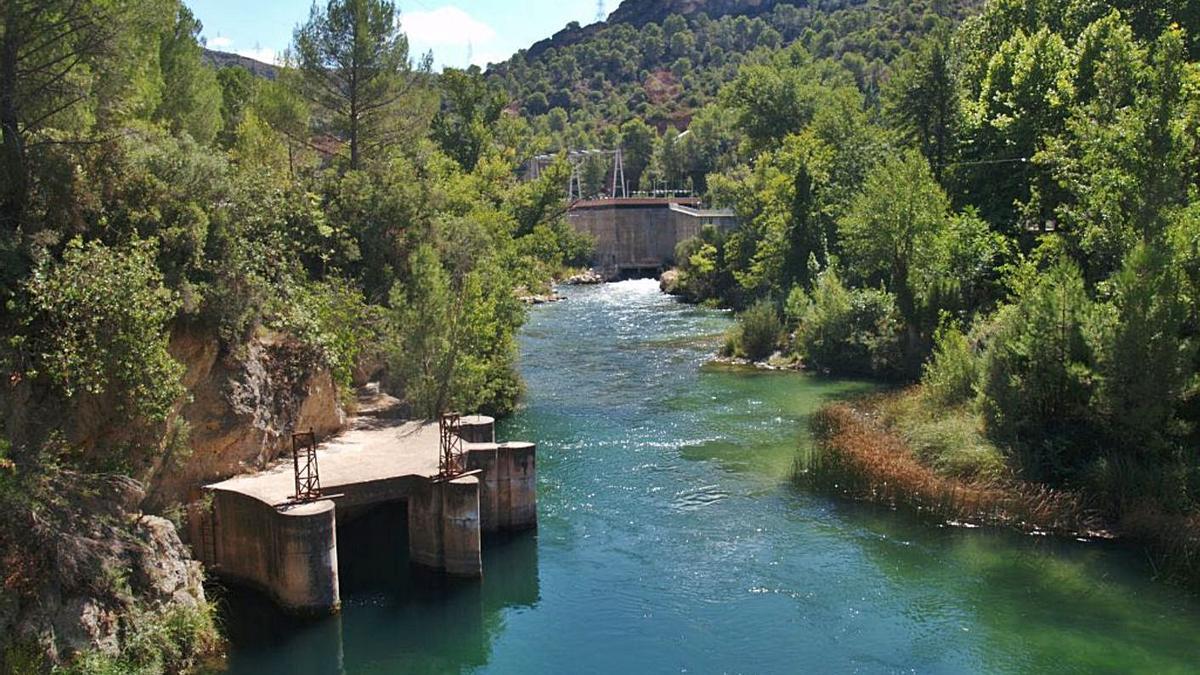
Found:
<box><xmin>220</xmin><ymin>280</ymin><xmax>1200</xmax><ymax>674</ymax></box>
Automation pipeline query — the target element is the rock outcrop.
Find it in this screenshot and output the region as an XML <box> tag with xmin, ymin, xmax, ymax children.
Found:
<box><xmin>148</xmin><ymin>328</ymin><xmax>346</xmax><ymax>509</ymax></box>
<box><xmin>0</xmin><ymin>475</ymin><xmax>210</xmax><ymax>669</ymax></box>
<box><xmin>563</xmin><ymin>268</ymin><xmax>606</xmax><ymax>285</ymax></box>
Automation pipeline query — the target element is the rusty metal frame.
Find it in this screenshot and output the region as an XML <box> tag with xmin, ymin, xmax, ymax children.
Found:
<box><xmin>438</xmin><ymin>412</ymin><xmax>465</xmax><ymax>478</ymax></box>
<box><xmin>291</xmin><ymin>430</ymin><xmax>322</xmax><ymax>502</ymax></box>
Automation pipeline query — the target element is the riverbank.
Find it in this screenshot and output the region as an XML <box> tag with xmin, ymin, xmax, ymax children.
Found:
<box><xmin>802</xmin><ymin>388</ymin><xmax>1200</xmax><ymax>591</ymax></box>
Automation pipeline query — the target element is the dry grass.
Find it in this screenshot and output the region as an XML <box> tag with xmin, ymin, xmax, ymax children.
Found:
<box><xmin>802</xmin><ymin>401</ymin><xmax>1100</xmax><ymax>536</ymax></box>
<box><xmin>802</xmin><ymin>392</ymin><xmax>1200</xmax><ymax>590</ymax></box>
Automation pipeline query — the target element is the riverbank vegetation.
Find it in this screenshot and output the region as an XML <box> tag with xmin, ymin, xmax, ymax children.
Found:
<box><xmin>0</xmin><ymin>0</ymin><xmax>588</xmax><ymax>669</ymax></box>
<box><xmin>541</xmin><ymin>0</ymin><xmax>1200</xmax><ymax>583</ymax></box>
<box><xmin>643</xmin><ymin>1</ymin><xmax>1200</xmax><ymax>583</ymax></box>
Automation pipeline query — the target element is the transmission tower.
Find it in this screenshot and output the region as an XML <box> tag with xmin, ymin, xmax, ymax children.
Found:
<box><xmin>596</xmin><ymin>0</ymin><xmax>605</xmax><ymax>22</ymax></box>
<box><xmin>611</xmin><ymin>147</ymin><xmax>627</xmax><ymax>198</ymax></box>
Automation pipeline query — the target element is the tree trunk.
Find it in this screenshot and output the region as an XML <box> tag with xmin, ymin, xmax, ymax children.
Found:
<box><xmin>0</xmin><ymin>7</ymin><xmax>26</xmax><ymax>231</ymax></box>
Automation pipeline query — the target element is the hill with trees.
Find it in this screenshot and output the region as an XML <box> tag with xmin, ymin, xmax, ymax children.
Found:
<box><xmin>489</xmin><ymin>0</ymin><xmax>983</xmax><ymax>154</ymax></box>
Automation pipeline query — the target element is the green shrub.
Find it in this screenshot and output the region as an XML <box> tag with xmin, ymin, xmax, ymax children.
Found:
<box><xmin>59</xmin><ymin>602</ymin><xmax>220</xmax><ymax>675</ymax></box>
<box><xmin>25</xmin><ymin>239</ymin><xmax>185</xmax><ymax>446</ymax></box>
<box><xmin>921</xmin><ymin>322</ymin><xmax>979</xmax><ymax>407</ymax></box>
<box><xmin>783</xmin><ymin>284</ymin><xmax>808</xmax><ymax>330</ymax></box>
<box><xmin>727</xmin><ymin>300</ymin><xmax>783</xmax><ymax>361</ymax></box>
<box><xmin>793</xmin><ymin>268</ymin><xmax>905</xmax><ymax>378</ymax></box>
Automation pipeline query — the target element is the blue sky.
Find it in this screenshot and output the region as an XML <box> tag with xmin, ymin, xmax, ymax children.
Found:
<box><xmin>187</xmin><ymin>0</ymin><xmax>604</xmax><ymax>69</ymax></box>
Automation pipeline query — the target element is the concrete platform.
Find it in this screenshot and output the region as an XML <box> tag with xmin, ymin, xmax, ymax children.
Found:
<box><xmin>209</xmin><ymin>418</ymin><xmax>442</xmax><ymax>506</ymax></box>
<box><xmin>192</xmin><ymin>413</ymin><xmax>537</xmax><ymax>615</ymax></box>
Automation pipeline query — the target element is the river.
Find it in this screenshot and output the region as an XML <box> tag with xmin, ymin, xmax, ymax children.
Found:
<box><xmin>221</xmin><ymin>279</ymin><xmax>1200</xmax><ymax>673</ymax></box>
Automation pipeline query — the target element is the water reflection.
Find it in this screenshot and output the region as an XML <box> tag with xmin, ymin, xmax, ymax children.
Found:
<box><xmin>219</xmin><ymin>501</ymin><xmax>540</xmax><ymax>674</ymax></box>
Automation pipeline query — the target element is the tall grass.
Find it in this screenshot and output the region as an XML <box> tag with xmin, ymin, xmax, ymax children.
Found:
<box><xmin>801</xmin><ymin>401</ymin><xmax>1098</xmax><ymax>535</ymax></box>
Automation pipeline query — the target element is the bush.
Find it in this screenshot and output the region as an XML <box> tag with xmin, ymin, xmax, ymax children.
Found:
<box><xmin>59</xmin><ymin>603</ymin><xmax>220</xmax><ymax>675</ymax></box>
<box><xmin>921</xmin><ymin>322</ymin><xmax>979</xmax><ymax>407</ymax></box>
<box><xmin>726</xmin><ymin>300</ymin><xmax>783</xmax><ymax>361</ymax></box>
<box><xmin>793</xmin><ymin>267</ymin><xmax>905</xmax><ymax>378</ymax></box>
<box><xmin>24</xmin><ymin>239</ymin><xmax>185</xmax><ymax>462</ymax></box>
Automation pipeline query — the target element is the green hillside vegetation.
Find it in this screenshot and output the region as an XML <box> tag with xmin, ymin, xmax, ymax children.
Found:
<box><xmin>652</xmin><ymin>0</ymin><xmax>1200</xmax><ymax>569</ymax></box>
<box><xmin>489</xmin><ymin>0</ymin><xmax>983</xmax><ymax>162</ymax></box>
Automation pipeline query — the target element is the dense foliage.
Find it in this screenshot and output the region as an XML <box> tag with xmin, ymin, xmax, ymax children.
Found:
<box><xmin>491</xmin><ymin>0</ymin><xmax>983</xmax><ymax>151</ymax></box>
<box><xmin>654</xmin><ymin>0</ymin><xmax>1200</xmax><ymax>519</ymax></box>
<box><xmin>0</xmin><ymin>0</ymin><xmax>588</xmax><ymax>669</ymax></box>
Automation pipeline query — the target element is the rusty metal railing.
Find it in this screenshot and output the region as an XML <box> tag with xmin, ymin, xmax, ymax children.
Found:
<box><xmin>291</xmin><ymin>430</ymin><xmax>322</xmax><ymax>502</ymax></box>
<box><xmin>438</xmin><ymin>412</ymin><xmax>465</xmax><ymax>478</ymax></box>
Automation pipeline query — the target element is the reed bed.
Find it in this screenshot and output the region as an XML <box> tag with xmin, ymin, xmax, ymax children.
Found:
<box><xmin>801</xmin><ymin>401</ymin><xmax>1100</xmax><ymax>537</ymax></box>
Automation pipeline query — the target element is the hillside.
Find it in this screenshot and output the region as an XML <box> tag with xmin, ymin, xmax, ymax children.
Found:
<box><xmin>202</xmin><ymin>48</ymin><xmax>278</xmax><ymax>79</ymax></box>
<box><xmin>490</xmin><ymin>0</ymin><xmax>983</xmax><ymax>141</ymax></box>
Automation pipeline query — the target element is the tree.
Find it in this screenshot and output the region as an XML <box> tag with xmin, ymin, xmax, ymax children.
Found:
<box><xmin>839</xmin><ymin>150</ymin><xmax>950</xmax><ymax>338</ymax></box>
<box><xmin>884</xmin><ymin>30</ymin><xmax>959</xmax><ymax>182</ymax></box>
<box><xmin>216</xmin><ymin>66</ymin><xmax>258</xmax><ymax>147</ymax></box>
<box><xmin>255</xmin><ymin>76</ymin><xmax>313</xmax><ymax>179</ymax></box>
<box><xmin>619</xmin><ymin>118</ymin><xmax>656</xmax><ymax>190</ymax></box>
<box><xmin>978</xmin><ymin>255</ymin><xmax>1097</xmax><ymax>479</ymax></box>
<box><xmin>1090</xmin><ymin>243</ymin><xmax>1194</xmax><ymax>456</ymax></box>
<box><xmin>155</xmin><ymin>5</ymin><xmax>222</xmax><ymax>145</ymax></box>
<box><xmin>0</xmin><ymin>0</ymin><xmax>152</xmax><ymax>231</ymax></box>
<box><xmin>966</xmin><ymin>27</ymin><xmax>1070</xmax><ymax>230</ymax></box>
<box><xmin>431</xmin><ymin>67</ymin><xmax>506</xmax><ymax>171</ymax></box>
<box><xmin>294</xmin><ymin>0</ymin><xmax>430</xmax><ymax>170</ymax></box>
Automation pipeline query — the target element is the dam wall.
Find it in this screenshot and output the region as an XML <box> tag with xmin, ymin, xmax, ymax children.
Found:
<box><xmin>567</xmin><ymin>198</ymin><xmax>738</xmax><ymax>277</ymax></box>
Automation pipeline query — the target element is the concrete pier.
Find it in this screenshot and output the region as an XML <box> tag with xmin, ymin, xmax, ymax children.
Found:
<box><xmin>196</xmin><ymin>414</ymin><xmax>536</xmax><ymax>614</ymax></box>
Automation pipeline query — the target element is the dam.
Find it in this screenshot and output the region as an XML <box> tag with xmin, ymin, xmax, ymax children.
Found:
<box><xmin>567</xmin><ymin>197</ymin><xmax>738</xmax><ymax>279</ymax></box>
<box><xmin>191</xmin><ymin>413</ymin><xmax>537</xmax><ymax>615</ymax></box>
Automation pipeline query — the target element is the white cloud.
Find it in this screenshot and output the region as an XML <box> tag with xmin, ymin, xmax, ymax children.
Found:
<box><xmin>208</xmin><ymin>36</ymin><xmax>232</xmax><ymax>50</ymax></box>
<box><xmin>401</xmin><ymin>6</ymin><xmax>497</xmax><ymax>46</ymax></box>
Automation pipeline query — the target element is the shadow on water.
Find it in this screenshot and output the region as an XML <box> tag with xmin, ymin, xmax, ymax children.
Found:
<box><xmin>823</xmin><ymin>498</ymin><xmax>1200</xmax><ymax>673</ymax></box>
<box><xmin>217</xmin><ymin>501</ymin><xmax>539</xmax><ymax>675</ymax></box>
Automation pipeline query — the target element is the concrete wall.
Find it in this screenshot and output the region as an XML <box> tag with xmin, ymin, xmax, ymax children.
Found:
<box><xmin>407</xmin><ymin>477</ymin><xmax>483</xmax><ymax>577</ymax></box>
<box><xmin>201</xmin><ymin>415</ymin><xmax>535</xmax><ymax>612</ymax></box>
<box><xmin>567</xmin><ymin>201</ymin><xmax>738</xmax><ymax>275</ymax></box>
<box><xmin>207</xmin><ymin>489</ymin><xmax>340</xmax><ymax>615</ymax></box>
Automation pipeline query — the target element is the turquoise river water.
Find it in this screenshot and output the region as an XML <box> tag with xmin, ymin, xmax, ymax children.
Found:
<box><xmin>220</xmin><ymin>279</ymin><xmax>1200</xmax><ymax>673</ymax></box>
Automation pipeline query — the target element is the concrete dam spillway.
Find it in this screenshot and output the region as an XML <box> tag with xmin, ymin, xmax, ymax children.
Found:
<box><xmin>193</xmin><ymin>415</ymin><xmax>537</xmax><ymax>615</ymax></box>
<box><xmin>567</xmin><ymin>197</ymin><xmax>738</xmax><ymax>279</ymax></box>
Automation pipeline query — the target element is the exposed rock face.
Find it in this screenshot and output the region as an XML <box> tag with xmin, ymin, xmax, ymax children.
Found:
<box><xmin>660</xmin><ymin>269</ymin><xmax>682</xmax><ymax>295</ymax></box>
<box><xmin>0</xmin><ymin>475</ymin><xmax>207</xmax><ymax>668</ymax></box>
<box><xmin>148</xmin><ymin>329</ymin><xmax>346</xmax><ymax>509</ymax></box>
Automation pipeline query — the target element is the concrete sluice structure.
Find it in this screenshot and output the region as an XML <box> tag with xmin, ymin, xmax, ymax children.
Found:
<box><xmin>192</xmin><ymin>415</ymin><xmax>537</xmax><ymax>615</ymax></box>
<box><xmin>567</xmin><ymin>197</ymin><xmax>739</xmax><ymax>279</ymax></box>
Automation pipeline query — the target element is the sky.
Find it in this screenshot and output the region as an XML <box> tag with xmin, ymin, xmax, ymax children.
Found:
<box><xmin>186</xmin><ymin>0</ymin><xmax>605</xmax><ymax>70</ymax></box>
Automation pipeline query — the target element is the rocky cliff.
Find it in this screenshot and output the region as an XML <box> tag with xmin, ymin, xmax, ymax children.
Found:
<box><xmin>0</xmin><ymin>475</ymin><xmax>214</xmax><ymax>670</ymax></box>
<box><xmin>148</xmin><ymin>328</ymin><xmax>346</xmax><ymax>510</ymax></box>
